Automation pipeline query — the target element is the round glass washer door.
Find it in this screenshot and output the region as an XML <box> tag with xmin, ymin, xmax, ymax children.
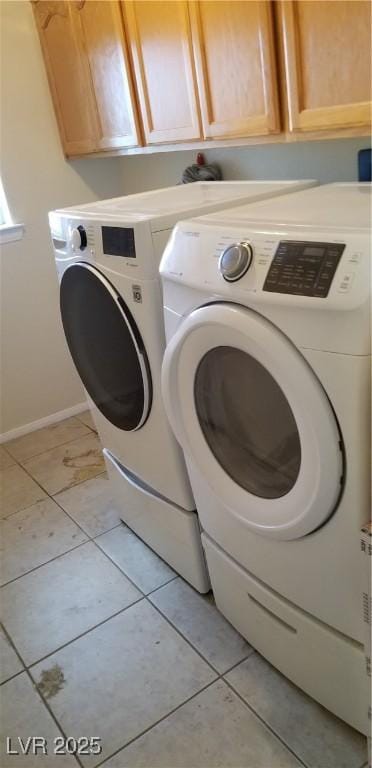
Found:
<box><xmin>162</xmin><ymin>303</ymin><xmax>344</xmax><ymax>540</ymax></box>
<box><xmin>60</xmin><ymin>262</ymin><xmax>152</xmax><ymax>431</ymax></box>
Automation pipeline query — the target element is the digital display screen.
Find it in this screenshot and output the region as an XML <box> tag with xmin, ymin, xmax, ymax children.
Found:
<box><xmin>102</xmin><ymin>227</ymin><xmax>135</xmax><ymax>258</ymax></box>
<box><xmin>303</xmin><ymin>246</ymin><xmax>326</xmax><ymax>258</ymax></box>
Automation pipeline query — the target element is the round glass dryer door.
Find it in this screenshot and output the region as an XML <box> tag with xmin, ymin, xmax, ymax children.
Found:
<box><xmin>60</xmin><ymin>263</ymin><xmax>152</xmax><ymax>431</ymax></box>
<box><xmin>162</xmin><ymin>303</ymin><xmax>344</xmax><ymax>540</ymax></box>
<box><xmin>194</xmin><ymin>346</ymin><xmax>301</xmax><ymax>500</ymax></box>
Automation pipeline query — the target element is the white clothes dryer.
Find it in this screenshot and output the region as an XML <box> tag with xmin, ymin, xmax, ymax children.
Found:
<box><xmin>161</xmin><ymin>183</ymin><xmax>371</xmax><ymax>730</ymax></box>
<box><xmin>49</xmin><ymin>180</ymin><xmax>316</xmax><ymax>593</ymax></box>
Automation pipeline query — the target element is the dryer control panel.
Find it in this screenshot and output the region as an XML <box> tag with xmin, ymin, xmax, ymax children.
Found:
<box><xmin>263</xmin><ymin>241</ymin><xmax>345</xmax><ymax>298</ymax></box>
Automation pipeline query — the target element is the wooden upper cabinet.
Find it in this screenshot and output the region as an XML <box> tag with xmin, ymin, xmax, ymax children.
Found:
<box><xmin>280</xmin><ymin>0</ymin><xmax>372</xmax><ymax>133</ymax></box>
<box><xmin>72</xmin><ymin>1</ymin><xmax>140</xmax><ymax>150</ymax></box>
<box><xmin>122</xmin><ymin>1</ymin><xmax>202</xmax><ymax>144</ymax></box>
<box><xmin>189</xmin><ymin>1</ymin><xmax>280</xmax><ymax>139</ymax></box>
<box><xmin>32</xmin><ymin>1</ymin><xmax>98</xmax><ymax>155</ymax></box>
<box><xmin>32</xmin><ymin>0</ymin><xmax>140</xmax><ymax>155</ymax></box>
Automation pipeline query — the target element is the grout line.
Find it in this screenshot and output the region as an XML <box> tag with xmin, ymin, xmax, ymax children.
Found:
<box><xmin>88</xmin><ymin>534</ymin><xmax>226</xmax><ymax>678</ymax></box>
<box><xmin>94</xmin><ymin>677</ymin><xmax>220</xmax><ymax>768</ymax></box>
<box><xmin>26</xmin><ymin>596</ymin><xmax>145</xmax><ymax>671</ymax></box>
<box><xmin>1</xmin><ymin>420</ymin><xmax>340</xmax><ymax>768</ymax></box>
<box><xmin>222</xmin><ymin>676</ymin><xmax>309</xmax><ymax>768</ymax></box>
<box><xmin>0</xmin><ymin>539</ymin><xmax>90</xmax><ymax>589</ymax></box>
<box><xmin>1</xmin><ymin>486</ymin><xmax>124</xmax><ymax>590</ymax></box>
<box><xmin>0</xmin><ymin>668</ymin><xmax>24</xmax><ymax>686</ymax></box>
<box><xmin>2</xmin><ymin>486</ymin><xmax>255</xmax><ymax>701</ymax></box>
<box><xmin>219</xmin><ymin>647</ymin><xmax>255</xmax><ymax>677</ymax></box>
<box><xmin>3</xmin><ymin>597</ymin><xmax>308</xmax><ymax>768</ymax></box>
<box><xmin>0</xmin><ymin>447</ymin><xmax>16</xmax><ymax>466</ymax></box>
<box><xmin>50</xmin><ymin>475</ymin><xmax>110</xmax><ymax>538</ymax></box>
<box><xmin>75</xmin><ymin>412</ymin><xmax>97</xmax><ymax>429</ymax></box>
<box><xmin>144</xmin><ymin>595</ymin><xmax>220</xmax><ymax>676</ymax></box>
<box><xmin>92</xmin><ymin>522</ymin><xmax>124</xmax><ymax>539</ymax></box>
<box><xmin>14</xmin><ymin>441</ymin><xmax>106</xmax><ymax>499</ymax></box>
<box><xmin>6</xmin><ymin>425</ymin><xmax>96</xmax><ymax>464</ymax></box>
<box><xmin>144</xmin><ymin>574</ymin><xmax>179</xmax><ymax>596</ymax></box>
<box><xmin>7</xmin><ymin>530</ymin><xmax>218</xmax><ymax>684</ymax></box>
<box><xmin>93</xmin><ymin>534</ymin><xmax>178</xmax><ymax>596</ymax></box>
<box><xmin>1</xmin><ymin>499</ymin><xmax>50</xmax><ymax>524</ymax></box>
<box><xmin>48</xmin><ymin>466</ymin><xmax>106</xmax><ymax>497</ymax></box>
<box><xmin>94</xmin><ymin>519</ymin><xmax>124</xmax><ymax>536</ymax></box>
<box><xmin>90</xmin><ymin>537</ymin><xmax>151</xmax><ymax>596</ymax></box>
<box><xmin>0</xmin><ymin>623</ymin><xmax>82</xmax><ymax>767</ymax></box>
<box><xmin>8</xmin><ymin>457</ymin><xmax>106</xmax><ymax>535</ymax></box>
<box><xmin>0</xmin><ymin>619</ymin><xmax>26</xmax><ymax>680</ymax></box>
<box><xmin>90</xmin><ymin>535</ymin><xmax>182</xmax><ymax>601</ymax></box>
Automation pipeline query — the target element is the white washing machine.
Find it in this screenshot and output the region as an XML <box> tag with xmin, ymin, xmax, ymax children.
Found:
<box><xmin>160</xmin><ymin>183</ymin><xmax>371</xmax><ymax>730</ymax></box>
<box><xmin>49</xmin><ymin>180</ymin><xmax>316</xmax><ymax>593</ymax></box>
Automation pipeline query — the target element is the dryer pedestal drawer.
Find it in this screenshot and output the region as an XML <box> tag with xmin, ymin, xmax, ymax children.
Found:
<box><xmin>202</xmin><ymin>533</ymin><xmax>368</xmax><ymax>735</ymax></box>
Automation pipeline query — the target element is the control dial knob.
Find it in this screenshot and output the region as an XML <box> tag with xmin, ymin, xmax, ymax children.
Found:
<box><xmin>71</xmin><ymin>225</ymin><xmax>87</xmax><ymax>251</ymax></box>
<box><xmin>219</xmin><ymin>241</ymin><xmax>253</xmax><ymax>282</ymax></box>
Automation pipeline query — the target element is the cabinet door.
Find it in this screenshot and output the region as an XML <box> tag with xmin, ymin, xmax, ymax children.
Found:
<box><xmin>189</xmin><ymin>1</ymin><xmax>279</xmax><ymax>139</ymax></box>
<box><xmin>280</xmin><ymin>0</ymin><xmax>372</xmax><ymax>132</ymax></box>
<box><xmin>73</xmin><ymin>1</ymin><xmax>141</xmax><ymax>150</ymax></box>
<box><xmin>32</xmin><ymin>0</ymin><xmax>98</xmax><ymax>155</ymax></box>
<box><xmin>122</xmin><ymin>1</ymin><xmax>202</xmax><ymax>144</ymax></box>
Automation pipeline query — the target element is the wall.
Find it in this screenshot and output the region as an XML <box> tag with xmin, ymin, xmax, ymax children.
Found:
<box><xmin>118</xmin><ymin>137</ymin><xmax>369</xmax><ymax>195</ymax></box>
<box><xmin>0</xmin><ymin>0</ymin><xmax>123</xmax><ymax>437</ymax></box>
<box><xmin>1</xmin><ymin>2</ymin><xmax>369</xmax><ymax>437</ymax></box>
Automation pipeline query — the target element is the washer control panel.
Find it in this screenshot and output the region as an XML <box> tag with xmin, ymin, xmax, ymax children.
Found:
<box><xmin>263</xmin><ymin>241</ymin><xmax>345</xmax><ymax>298</ymax></box>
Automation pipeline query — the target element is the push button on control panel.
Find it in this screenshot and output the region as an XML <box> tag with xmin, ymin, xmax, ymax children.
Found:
<box><xmin>348</xmin><ymin>252</ymin><xmax>362</xmax><ymax>264</ymax></box>
<box><xmin>263</xmin><ymin>241</ymin><xmax>345</xmax><ymax>298</ymax></box>
<box><xmin>337</xmin><ymin>272</ymin><xmax>355</xmax><ymax>293</ymax></box>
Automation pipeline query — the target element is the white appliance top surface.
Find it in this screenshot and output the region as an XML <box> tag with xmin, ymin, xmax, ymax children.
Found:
<box><xmin>195</xmin><ymin>183</ymin><xmax>372</xmax><ymax>232</ymax></box>
<box><xmin>52</xmin><ymin>181</ymin><xmax>317</xmax><ymax>229</ymax></box>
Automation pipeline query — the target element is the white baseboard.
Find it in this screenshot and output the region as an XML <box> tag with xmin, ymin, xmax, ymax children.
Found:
<box><xmin>0</xmin><ymin>402</ymin><xmax>88</xmax><ymax>444</ymax></box>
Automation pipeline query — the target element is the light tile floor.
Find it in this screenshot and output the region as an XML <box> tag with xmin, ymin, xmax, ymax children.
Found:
<box><xmin>0</xmin><ymin>412</ymin><xmax>368</xmax><ymax>768</ymax></box>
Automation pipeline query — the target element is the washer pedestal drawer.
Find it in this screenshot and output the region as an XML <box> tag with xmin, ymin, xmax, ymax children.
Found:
<box><xmin>104</xmin><ymin>449</ymin><xmax>210</xmax><ymax>593</ymax></box>
<box><xmin>202</xmin><ymin>532</ymin><xmax>368</xmax><ymax>734</ymax></box>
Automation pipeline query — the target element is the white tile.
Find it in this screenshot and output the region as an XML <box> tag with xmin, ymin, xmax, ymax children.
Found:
<box><xmin>0</xmin><ymin>673</ymin><xmax>76</xmax><ymax>767</ymax></box>
<box><xmin>0</xmin><ymin>497</ymin><xmax>87</xmax><ymax>585</ymax></box>
<box><xmin>5</xmin><ymin>418</ymin><xmax>91</xmax><ymax>462</ymax></box>
<box><xmin>0</xmin><ymin>465</ymin><xmax>47</xmax><ymax>520</ymax></box>
<box><xmin>226</xmin><ymin>653</ymin><xmax>367</xmax><ymax>768</ymax></box>
<box><xmin>0</xmin><ymin>446</ymin><xmax>16</xmax><ymax>471</ymax></box>
<box><xmin>149</xmin><ymin>578</ymin><xmax>251</xmax><ymax>673</ymax></box>
<box><xmin>1</xmin><ymin>542</ymin><xmax>141</xmax><ymax>664</ymax></box>
<box><xmin>0</xmin><ymin>627</ymin><xmax>23</xmax><ymax>684</ymax></box>
<box><xmin>96</xmin><ymin>525</ymin><xmax>175</xmax><ymax>594</ymax></box>
<box><xmin>54</xmin><ymin>473</ymin><xmax>121</xmax><ymax>537</ymax></box>
<box><xmin>105</xmin><ymin>680</ymin><xmax>301</xmax><ymax>768</ymax></box>
<box><xmin>31</xmin><ymin>600</ymin><xmax>217</xmax><ymax>766</ymax></box>
<box><xmin>76</xmin><ymin>410</ymin><xmax>97</xmax><ymax>432</ymax></box>
<box><xmin>23</xmin><ymin>434</ymin><xmax>105</xmax><ymax>495</ymax></box>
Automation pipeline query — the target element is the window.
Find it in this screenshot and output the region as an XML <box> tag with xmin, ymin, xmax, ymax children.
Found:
<box><xmin>0</xmin><ymin>176</ymin><xmax>11</xmax><ymax>226</ymax></box>
<box><xmin>0</xmin><ymin>176</ymin><xmax>24</xmax><ymax>243</ymax></box>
